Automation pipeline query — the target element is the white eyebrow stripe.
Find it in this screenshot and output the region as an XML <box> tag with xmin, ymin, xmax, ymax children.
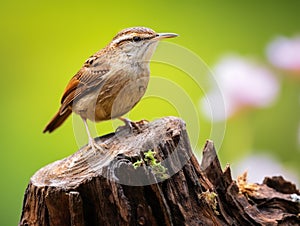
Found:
<box><xmin>111</xmin><ymin>33</ymin><xmax>136</xmax><ymax>45</ymax></box>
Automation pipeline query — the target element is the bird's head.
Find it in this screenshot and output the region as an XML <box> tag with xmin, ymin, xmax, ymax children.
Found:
<box><xmin>109</xmin><ymin>27</ymin><xmax>178</xmax><ymax>62</ymax></box>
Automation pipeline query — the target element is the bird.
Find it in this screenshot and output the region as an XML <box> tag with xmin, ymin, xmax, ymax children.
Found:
<box><xmin>43</xmin><ymin>27</ymin><xmax>178</xmax><ymax>152</ymax></box>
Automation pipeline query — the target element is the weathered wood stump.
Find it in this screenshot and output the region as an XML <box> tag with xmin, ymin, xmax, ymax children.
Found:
<box><xmin>19</xmin><ymin>117</ymin><xmax>300</xmax><ymax>226</ymax></box>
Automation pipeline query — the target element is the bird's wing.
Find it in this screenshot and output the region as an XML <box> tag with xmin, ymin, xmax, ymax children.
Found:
<box><xmin>59</xmin><ymin>56</ymin><xmax>110</xmax><ymax>114</ymax></box>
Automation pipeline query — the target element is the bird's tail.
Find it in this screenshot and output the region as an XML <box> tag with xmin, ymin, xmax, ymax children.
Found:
<box><xmin>43</xmin><ymin>109</ymin><xmax>72</xmax><ymax>133</ymax></box>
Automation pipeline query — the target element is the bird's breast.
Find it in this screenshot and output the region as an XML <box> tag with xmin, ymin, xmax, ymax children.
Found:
<box><xmin>72</xmin><ymin>65</ymin><xmax>150</xmax><ymax>122</ymax></box>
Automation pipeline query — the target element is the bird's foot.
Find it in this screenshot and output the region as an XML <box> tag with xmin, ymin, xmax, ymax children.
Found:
<box><xmin>123</xmin><ymin>118</ymin><xmax>140</xmax><ymax>131</ymax></box>
<box><xmin>86</xmin><ymin>138</ymin><xmax>107</xmax><ymax>154</ymax></box>
<box><xmin>117</xmin><ymin>118</ymin><xmax>148</xmax><ymax>133</ymax></box>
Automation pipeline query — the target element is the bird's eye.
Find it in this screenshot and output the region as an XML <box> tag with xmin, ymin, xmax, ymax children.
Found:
<box><xmin>132</xmin><ymin>36</ymin><xmax>142</xmax><ymax>42</ymax></box>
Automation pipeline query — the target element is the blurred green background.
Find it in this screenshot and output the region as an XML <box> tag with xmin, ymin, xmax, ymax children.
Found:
<box><xmin>1</xmin><ymin>1</ymin><xmax>300</xmax><ymax>225</ymax></box>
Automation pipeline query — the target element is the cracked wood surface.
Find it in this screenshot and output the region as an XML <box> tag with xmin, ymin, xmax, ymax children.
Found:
<box><xmin>19</xmin><ymin>117</ymin><xmax>300</xmax><ymax>226</ymax></box>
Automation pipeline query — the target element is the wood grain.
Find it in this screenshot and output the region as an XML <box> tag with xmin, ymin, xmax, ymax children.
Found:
<box><xmin>19</xmin><ymin>117</ymin><xmax>300</xmax><ymax>226</ymax></box>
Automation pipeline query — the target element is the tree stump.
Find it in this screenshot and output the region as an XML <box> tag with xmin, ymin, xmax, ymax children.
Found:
<box><xmin>19</xmin><ymin>117</ymin><xmax>300</xmax><ymax>226</ymax></box>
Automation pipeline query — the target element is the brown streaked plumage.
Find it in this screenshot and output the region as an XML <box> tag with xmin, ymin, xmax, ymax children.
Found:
<box><xmin>43</xmin><ymin>27</ymin><xmax>178</xmax><ymax>151</ymax></box>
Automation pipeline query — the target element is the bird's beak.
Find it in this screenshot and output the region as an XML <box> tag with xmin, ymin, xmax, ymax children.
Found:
<box><xmin>153</xmin><ymin>33</ymin><xmax>178</xmax><ymax>40</ymax></box>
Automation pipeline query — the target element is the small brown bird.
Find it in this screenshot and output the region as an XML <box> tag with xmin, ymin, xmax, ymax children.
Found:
<box><xmin>43</xmin><ymin>27</ymin><xmax>177</xmax><ymax>151</ymax></box>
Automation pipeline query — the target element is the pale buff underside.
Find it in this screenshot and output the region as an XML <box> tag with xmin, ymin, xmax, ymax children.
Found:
<box><xmin>71</xmin><ymin>66</ymin><xmax>150</xmax><ymax>122</ymax></box>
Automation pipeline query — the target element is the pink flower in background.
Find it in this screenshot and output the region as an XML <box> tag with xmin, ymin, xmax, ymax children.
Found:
<box><xmin>201</xmin><ymin>55</ymin><xmax>279</xmax><ymax>121</ymax></box>
<box><xmin>266</xmin><ymin>35</ymin><xmax>300</xmax><ymax>73</ymax></box>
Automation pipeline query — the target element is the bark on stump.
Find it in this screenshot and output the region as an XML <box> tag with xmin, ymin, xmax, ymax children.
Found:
<box><xmin>19</xmin><ymin>117</ymin><xmax>300</xmax><ymax>226</ymax></box>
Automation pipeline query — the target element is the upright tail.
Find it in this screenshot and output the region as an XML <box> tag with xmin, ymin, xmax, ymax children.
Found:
<box><xmin>43</xmin><ymin>109</ymin><xmax>72</xmax><ymax>133</ymax></box>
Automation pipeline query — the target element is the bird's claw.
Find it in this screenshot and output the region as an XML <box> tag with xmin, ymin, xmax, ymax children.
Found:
<box><xmin>86</xmin><ymin>138</ymin><xmax>107</xmax><ymax>154</ymax></box>
<box><xmin>116</xmin><ymin>117</ymin><xmax>149</xmax><ymax>133</ymax></box>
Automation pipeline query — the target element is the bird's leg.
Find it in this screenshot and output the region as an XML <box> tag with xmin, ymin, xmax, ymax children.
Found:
<box><xmin>118</xmin><ymin>117</ymin><xmax>142</xmax><ymax>132</ymax></box>
<box><xmin>119</xmin><ymin>117</ymin><xmax>133</xmax><ymax>129</ymax></box>
<box><xmin>82</xmin><ymin>117</ymin><xmax>106</xmax><ymax>153</ymax></box>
